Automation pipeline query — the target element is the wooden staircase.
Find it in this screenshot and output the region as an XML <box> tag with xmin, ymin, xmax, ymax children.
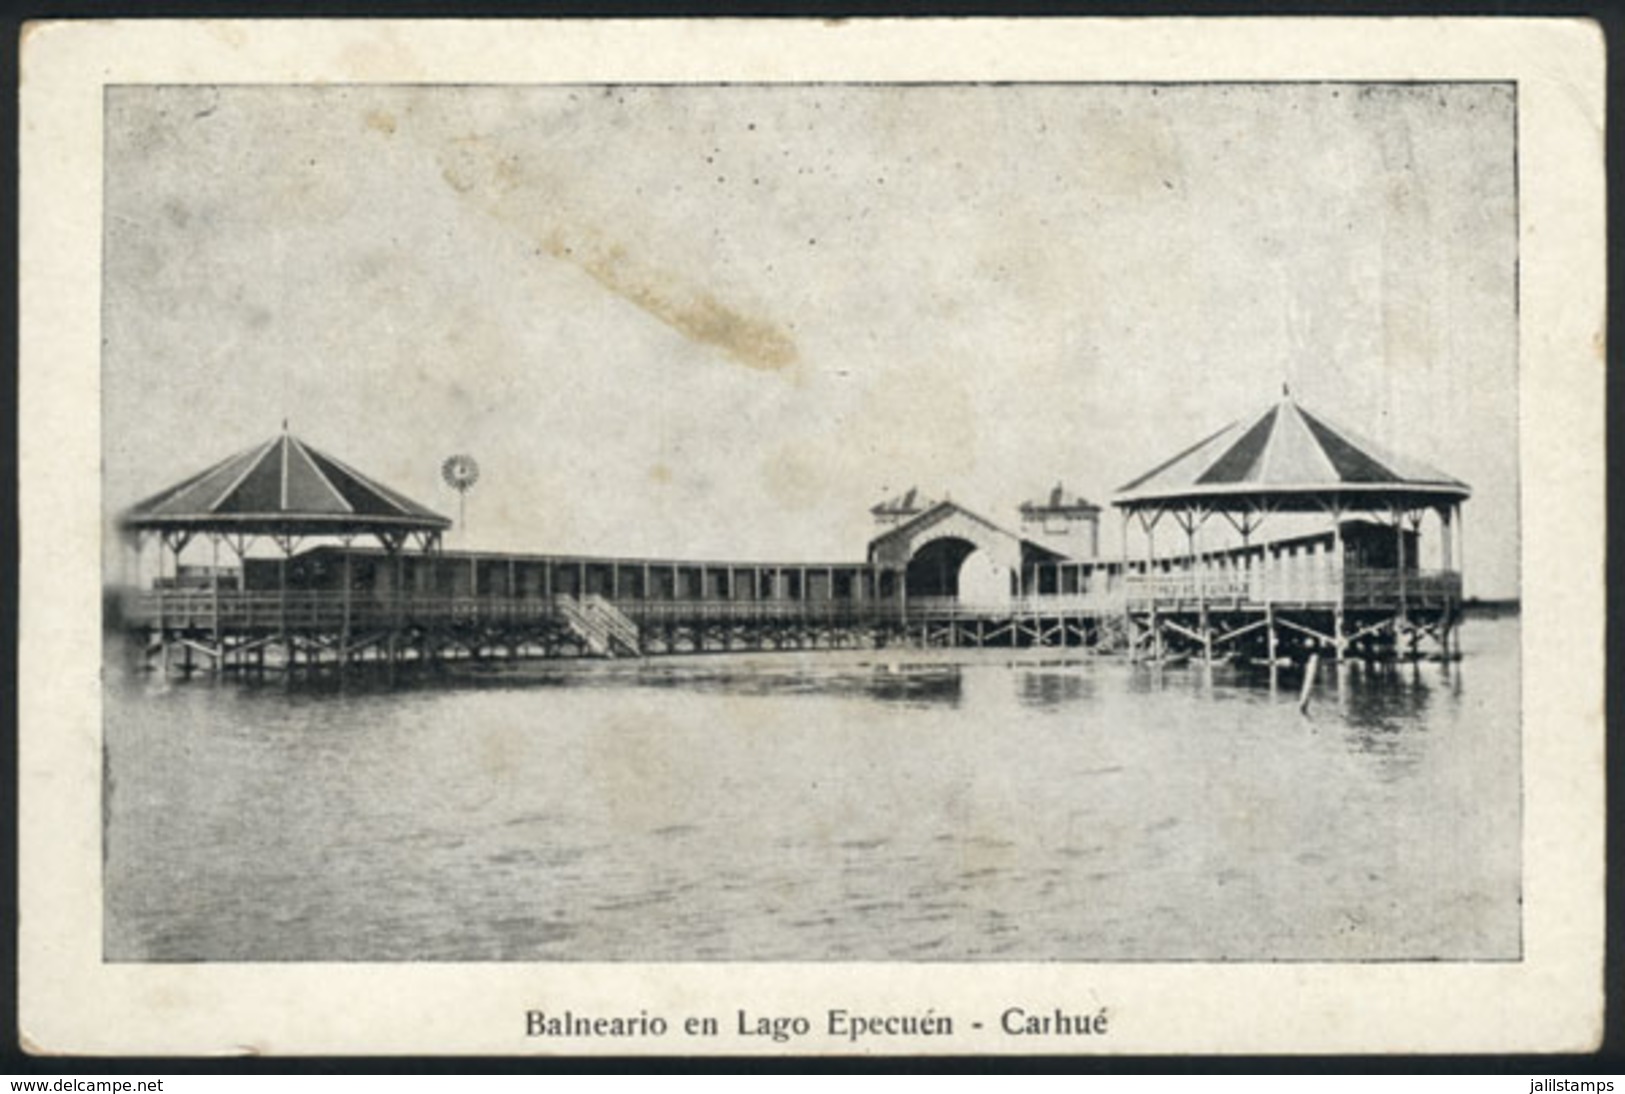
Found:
<box><xmin>559</xmin><ymin>594</ymin><xmax>641</xmax><ymax>657</ymax></box>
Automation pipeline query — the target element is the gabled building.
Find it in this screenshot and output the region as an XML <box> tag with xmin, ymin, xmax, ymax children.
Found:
<box><xmin>867</xmin><ymin>498</ymin><xmax>1067</xmax><ymax>603</ymax></box>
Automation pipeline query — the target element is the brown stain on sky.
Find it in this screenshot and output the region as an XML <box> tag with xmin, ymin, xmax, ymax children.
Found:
<box><xmin>549</xmin><ymin>232</ymin><xmax>799</xmax><ymax>373</ymax></box>
<box><xmin>437</xmin><ymin>135</ymin><xmax>799</xmax><ymax>373</ymax></box>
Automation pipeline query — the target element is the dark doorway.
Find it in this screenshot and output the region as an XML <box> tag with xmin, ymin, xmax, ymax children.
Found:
<box><xmin>905</xmin><ymin>537</ymin><xmax>979</xmax><ymax>598</ymax></box>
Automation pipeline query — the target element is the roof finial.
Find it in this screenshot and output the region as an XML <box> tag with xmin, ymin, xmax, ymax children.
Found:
<box><xmin>282</xmin><ymin>417</ymin><xmax>289</xmax><ymax>434</ymax></box>
<box><xmin>1282</xmin><ymin>381</ymin><xmax>1291</xmax><ymax>400</ymax></box>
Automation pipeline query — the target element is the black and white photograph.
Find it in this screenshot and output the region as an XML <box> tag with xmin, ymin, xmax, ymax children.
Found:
<box><xmin>17</xmin><ymin>18</ymin><xmax>1605</xmax><ymax>1055</ymax></box>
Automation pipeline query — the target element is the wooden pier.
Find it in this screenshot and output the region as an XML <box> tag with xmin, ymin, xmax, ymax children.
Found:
<box><xmin>119</xmin><ymin>527</ymin><xmax>1461</xmax><ymax>674</ymax></box>
<box><xmin>116</xmin><ymin>394</ymin><xmax>1471</xmax><ymax>676</ymax></box>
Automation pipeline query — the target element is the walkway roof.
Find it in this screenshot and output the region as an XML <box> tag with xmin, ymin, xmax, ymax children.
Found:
<box><xmin>1113</xmin><ymin>396</ymin><xmax>1471</xmax><ymax>514</ymax></box>
<box><xmin>121</xmin><ymin>433</ymin><xmax>451</xmax><ymax>539</ymax></box>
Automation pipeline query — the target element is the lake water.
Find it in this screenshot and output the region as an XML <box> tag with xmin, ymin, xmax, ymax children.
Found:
<box><xmin>104</xmin><ymin>616</ymin><xmax>1521</xmax><ymax>962</ymax></box>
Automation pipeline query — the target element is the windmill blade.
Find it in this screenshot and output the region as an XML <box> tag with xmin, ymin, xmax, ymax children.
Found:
<box><xmin>442</xmin><ymin>454</ymin><xmax>481</xmax><ymax>492</ymax></box>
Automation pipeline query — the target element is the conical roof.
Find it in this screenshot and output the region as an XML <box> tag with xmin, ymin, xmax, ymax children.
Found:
<box><xmin>122</xmin><ymin>433</ymin><xmax>451</xmax><ymax>537</ymax></box>
<box><xmin>1114</xmin><ymin>397</ymin><xmax>1470</xmax><ymax>513</ymax></box>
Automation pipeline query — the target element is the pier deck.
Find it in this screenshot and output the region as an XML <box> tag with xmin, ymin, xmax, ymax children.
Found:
<box><xmin>121</xmin><ymin>559</ymin><xmax>1463</xmax><ymax>673</ymax></box>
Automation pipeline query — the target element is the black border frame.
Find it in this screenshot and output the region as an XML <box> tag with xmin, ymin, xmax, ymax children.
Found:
<box><xmin>2</xmin><ymin>1</ymin><xmax>1619</xmax><ymax>1075</ymax></box>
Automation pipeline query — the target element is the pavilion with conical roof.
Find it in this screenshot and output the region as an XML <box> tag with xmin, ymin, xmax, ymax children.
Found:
<box><xmin>1114</xmin><ymin>392</ymin><xmax>1469</xmax><ymax>560</ymax></box>
<box><xmin>1110</xmin><ymin>392</ymin><xmax>1471</xmax><ymax>664</ymax></box>
<box><xmin>117</xmin><ymin>430</ymin><xmax>452</xmax><ymax>672</ymax></box>
<box><xmin>119</xmin><ymin>430</ymin><xmax>450</xmax><ymax>610</ymax></box>
<box><xmin>1117</xmin><ymin>394</ymin><xmax>1469</xmax><ymax>512</ymax></box>
<box><xmin>122</xmin><ymin>431</ymin><xmax>449</xmax><ymax>551</ymax></box>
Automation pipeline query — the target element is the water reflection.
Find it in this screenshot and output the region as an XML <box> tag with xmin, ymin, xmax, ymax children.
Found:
<box><xmin>1016</xmin><ymin>666</ymin><xmax>1097</xmax><ymax>709</ymax></box>
<box><xmin>170</xmin><ymin>655</ymin><xmax>975</xmax><ymax>709</ymax></box>
<box><xmin>103</xmin><ymin>618</ymin><xmax>1521</xmax><ymax>962</ymax></box>
<box><xmin>1331</xmin><ymin>665</ymin><xmax>1437</xmax><ymax>780</ymax></box>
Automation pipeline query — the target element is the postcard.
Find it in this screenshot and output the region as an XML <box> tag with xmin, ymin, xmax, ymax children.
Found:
<box><xmin>17</xmin><ymin>17</ymin><xmax>1605</xmax><ymax>1055</ymax></box>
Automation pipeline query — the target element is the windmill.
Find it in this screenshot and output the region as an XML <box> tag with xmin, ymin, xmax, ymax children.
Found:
<box><xmin>441</xmin><ymin>454</ymin><xmax>480</xmax><ymax>543</ymax></box>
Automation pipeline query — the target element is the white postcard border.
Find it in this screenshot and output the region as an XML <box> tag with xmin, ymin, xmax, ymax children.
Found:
<box><xmin>17</xmin><ymin>17</ymin><xmax>1606</xmax><ymax>1055</ymax></box>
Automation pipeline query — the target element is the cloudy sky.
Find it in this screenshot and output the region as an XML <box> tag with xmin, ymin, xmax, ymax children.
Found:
<box><xmin>103</xmin><ymin>82</ymin><xmax>1518</xmax><ymax>596</ymax></box>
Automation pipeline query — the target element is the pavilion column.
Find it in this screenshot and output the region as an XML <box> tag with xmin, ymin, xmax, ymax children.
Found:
<box><xmin>1408</xmin><ymin>509</ymin><xmax>1427</xmax><ymax>659</ymax></box>
<box><xmin>1457</xmin><ymin>502</ymin><xmax>1466</xmax><ymax>576</ymax></box>
<box><xmin>1452</xmin><ymin>501</ymin><xmax>1466</xmax><ymax>656</ymax></box>
<box><xmin>1183</xmin><ymin>506</ymin><xmax>1212</xmax><ymax>665</ymax></box>
<box><xmin>378</xmin><ymin>536</ymin><xmax>396</xmax><ymax>670</ymax></box>
<box><xmin>210</xmin><ymin>533</ymin><xmax>222</xmax><ymax>665</ymax></box>
<box><xmin>1119</xmin><ymin>509</ymin><xmax>1132</xmax><ymax>661</ymax></box>
<box><xmin>1329</xmin><ymin>502</ymin><xmax>1345</xmax><ymax>662</ymax></box>
<box><xmin>159</xmin><ymin>533</ymin><xmax>192</xmax><ymax>669</ymax></box>
<box><xmin>177</xmin><ymin>533</ymin><xmax>193</xmax><ymax>675</ymax></box>
<box><xmin>1144</xmin><ymin>510</ymin><xmax>1163</xmax><ymax>662</ymax></box>
<box><xmin>1449</xmin><ymin>503</ymin><xmax>1462</xmax><ymax>656</ymax></box>
<box><xmin>395</xmin><ymin>537</ymin><xmax>407</xmax><ymax>666</ymax></box>
<box><xmin>340</xmin><ymin>536</ymin><xmax>353</xmax><ymax>668</ymax></box>
<box><xmin>277</xmin><ymin>541</ymin><xmax>288</xmax><ymax>667</ymax></box>
<box><xmin>1393</xmin><ymin>507</ymin><xmax>1409</xmax><ymax>658</ymax></box>
<box><xmin>157</xmin><ymin>533</ymin><xmax>173</xmax><ymax>673</ymax></box>
<box><xmin>225</xmin><ymin>534</ymin><xmax>253</xmax><ymax>668</ymax></box>
<box><xmin>1199</xmin><ymin>514</ymin><xmax>1212</xmax><ymax>664</ymax></box>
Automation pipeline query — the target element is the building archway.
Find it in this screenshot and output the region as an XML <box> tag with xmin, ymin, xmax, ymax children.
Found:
<box><xmin>870</xmin><ymin>501</ymin><xmax>1039</xmax><ymax>604</ymax></box>
<box><xmin>906</xmin><ymin>536</ymin><xmax>977</xmax><ymax>598</ymax></box>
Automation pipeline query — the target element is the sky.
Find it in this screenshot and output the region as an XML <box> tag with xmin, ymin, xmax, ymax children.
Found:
<box><xmin>103</xmin><ymin>82</ymin><xmax>1518</xmax><ymax>596</ymax></box>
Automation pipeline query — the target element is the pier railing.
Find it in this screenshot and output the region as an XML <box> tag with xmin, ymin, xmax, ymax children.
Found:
<box><xmin>123</xmin><ymin>590</ymin><xmax>914</xmax><ymax>632</ymax></box>
<box><xmin>125</xmin><ymin>591</ymin><xmax>567</xmax><ymax>630</ymax></box>
<box><xmin>125</xmin><ymin>566</ymin><xmax>1463</xmax><ymax>636</ymax></box>
<box><xmin>1341</xmin><ymin>568</ymin><xmax>1462</xmax><ymax>607</ymax></box>
<box><xmin>904</xmin><ymin>595</ymin><xmax>1109</xmax><ymax>620</ymax></box>
<box><xmin>621</xmin><ymin>599</ymin><xmax>904</xmax><ymax>626</ymax></box>
<box><xmin>1121</xmin><ymin>566</ymin><xmax>1461</xmax><ymax>608</ymax></box>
